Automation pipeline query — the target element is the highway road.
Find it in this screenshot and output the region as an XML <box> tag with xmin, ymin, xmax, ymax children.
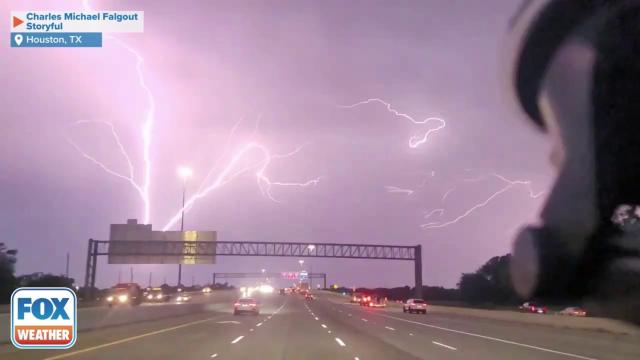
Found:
<box><xmin>1</xmin><ymin>291</ymin><xmax>638</xmax><ymax>360</ymax></box>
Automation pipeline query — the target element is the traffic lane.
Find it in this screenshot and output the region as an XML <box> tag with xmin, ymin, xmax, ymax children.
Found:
<box><xmin>316</xmin><ymin>300</ymin><xmax>610</xmax><ymax>360</ymax></box>
<box><xmin>0</xmin><ymin>311</ymin><xmax>227</xmax><ymax>360</ymax></box>
<box><xmin>235</xmin><ymin>295</ymin><xmax>423</xmax><ymax>360</ymax></box>
<box><xmin>0</xmin><ymin>294</ymin><xmax>283</xmax><ymax>360</ymax></box>
<box><xmin>38</xmin><ymin>295</ymin><xmax>287</xmax><ymax>360</ymax></box>
<box><xmin>371</xmin><ymin>303</ymin><xmax>640</xmax><ymax>360</ymax></box>
<box><xmin>310</xmin><ymin>299</ymin><xmax>481</xmax><ymax>360</ymax></box>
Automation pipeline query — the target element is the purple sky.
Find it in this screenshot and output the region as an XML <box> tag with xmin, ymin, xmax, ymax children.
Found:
<box><xmin>1</xmin><ymin>0</ymin><xmax>553</xmax><ymax>288</ymax></box>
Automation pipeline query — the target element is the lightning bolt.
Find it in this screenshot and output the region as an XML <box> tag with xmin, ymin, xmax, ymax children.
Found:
<box><xmin>65</xmin><ymin>121</ymin><xmax>143</xmax><ymax>200</ymax></box>
<box><xmin>162</xmin><ymin>142</ymin><xmax>320</xmax><ymax>231</ymax></box>
<box><xmin>385</xmin><ymin>186</ymin><xmax>414</xmax><ymax>195</ymax></box>
<box><xmin>339</xmin><ymin>98</ymin><xmax>446</xmax><ymax>148</ymax></box>
<box><xmin>423</xmin><ymin>208</ymin><xmax>444</xmax><ymax>220</ymax></box>
<box><xmin>421</xmin><ymin>173</ymin><xmax>544</xmax><ymax>229</ymax></box>
<box><xmin>67</xmin><ymin>1</ymin><xmax>156</xmax><ymax>224</ymax></box>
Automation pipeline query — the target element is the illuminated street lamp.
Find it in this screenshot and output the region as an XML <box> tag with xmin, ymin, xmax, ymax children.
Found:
<box><xmin>298</xmin><ymin>259</ymin><xmax>304</xmax><ymax>266</ymax></box>
<box><xmin>308</xmin><ymin>245</ymin><xmax>316</xmax><ymax>252</ymax></box>
<box><xmin>177</xmin><ymin>166</ymin><xmax>193</xmax><ymax>287</ymax></box>
<box><xmin>261</xmin><ymin>268</ymin><xmax>266</xmax><ymax>274</ymax></box>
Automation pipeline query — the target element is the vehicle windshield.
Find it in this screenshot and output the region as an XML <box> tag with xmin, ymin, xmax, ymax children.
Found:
<box><xmin>2</xmin><ymin>1</ymin><xmax>638</xmax><ymax>359</ymax></box>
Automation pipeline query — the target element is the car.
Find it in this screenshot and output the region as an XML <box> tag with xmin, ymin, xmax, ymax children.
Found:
<box><xmin>144</xmin><ymin>287</ymin><xmax>170</xmax><ymax>302</ymax></box>
<box><xmin>305</xmin><ymin>293</ymin><xmax>315</xmax><ymax>300</ymax></box>
<box><xmin>558</xmin><ymin>307</ymin><xmax>587</xmax><ymax>317</ymax></box>
<box><xmin>202</xmin><ymin>287</ymin><xmax>212</xmax><ymax>294</ymax></box>
<box><xmin>519</xmin><ymin>302</ymin><xmax>548</xmax><ymax>314</ymax></box>
<box><xmin>351</xmin><ymin>292</ymin><xmax>364</xmax><ymax>303</ymax></box>
<box><xmin>176</xmin><ymin>294</ymin><xmax>191</xmax><ymax>303</ymax></box>
<box><xmin>403</xmin><ymin>299</ymin><xmax>427</xmax><ymax>314</ymax></box>
<box><xmin>234</xmin><ymin>298</ymin><xmax>259</xmax><ymax>315</ymax></box>
<box><xmin>105</xmin><ymin>283</ymin><xmax>143</xmax><ymax>307</ymax></box>
<box><xmin>367</xmin><ymin>296</ymin><xmax>387</xmax><ymax>308</ymax></box>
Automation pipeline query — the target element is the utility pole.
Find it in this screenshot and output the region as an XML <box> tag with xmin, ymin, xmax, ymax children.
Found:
<box><xmin>65</xmin><ymin>252</ymin><xmax>70</xmax><ymax>278</ymax></box>
<box><xmin>130</xmin><ymin>267</ymin><xmax>133</xmax><ymax>283</ymax></box>
<box><xmin>148</xmin><ymin>272</ymin><xmax>152</xmax><ymax>287</ymax></box>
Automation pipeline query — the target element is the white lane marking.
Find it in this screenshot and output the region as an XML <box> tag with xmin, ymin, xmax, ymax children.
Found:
<box><xmin>354</xmin><ymin>358</ymin><xmax>360</xmax><ymax>360</ymax></box>
<box><xmin>256</xmin><ymin>322</ymin><xmax>263</xmax><ymax>327</ymax></box>
<box><xmin>268</xmin><ymin>316</ymin><xmax>272</xmax><ymax>319</ymax></box>
<box><xmin>377</xmin><ymin>314</ymin><xmax>599</xmax><ymax>360</ymax></box>
<box><xmin>409</xmin><ymin>333</ymin><xmax>414</xmax><ymax>336</ymax></box>
<box><xmin>384</xmin><ymin>326</ymin><xmax>395</xmax><ymax>331</ymax></box>
<box><xmin>335</xmin><ymin>338</ymin><xmax>347</xmax><ymax>347</ymax></box>
<box><xmin>348</xmin><ymin>313</ymin><xmax>352</xmax><ymax>317</ymax></box>
<box><xmin>217</xmin><ymin>321</ymin><xmax>241</xmax><ymax>324</ymax></box>
<box><xmin>328</xmin><ymin>330</ymin><xmax>332</xmax><ymax>334</ymax></box>
<box><xmin>231</xmin><ymin>336</ymin><xmax>245</xmax><ymax>344</ymax></box>
<box><xmin>361</xmin><ymin>318</ymin><xmax>368</xmax><ymax>322</ymax></box>
<box><xmin>433</xmin><ymin>341</ymin><xmax>457</xmax><ymax>351</ymax></box>
<box><xmin>210</xmin><ymin>354</ymin><xmax>218</xmax><ymax>358</ymax></box>
<box><xmin>315</xmin><ymin>317</ymin><xmax>319</xmax><ymax>320</ymax></box>
<box><xmin>250</xmin><ymin>328</ymin><xmax>254</xmax><ymax>332</ymax></box>
<box><xmin>43</xmin><ymin>315</ymin><xmax>223</xmax><ymax>360</ymax></box>
<box><xmin>321</xmin><ymin>324</ymin><xmax>327</xmax><ymax>328</ymax></box>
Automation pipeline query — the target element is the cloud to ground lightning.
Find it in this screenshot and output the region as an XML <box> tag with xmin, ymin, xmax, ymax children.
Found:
<box><xmin>66</xmin><ymin>0</ymin><xmax>155</xmax><ymax>224</ymax></box>
<box><xmin>339</xmin><ymin>98</ymin><xmax>446</xmax><ymax>148</ymax></box>
<box><xmin>72</xmin><ymin>1</ymin><xmax>318</xmax><ymax>229</ymax></box>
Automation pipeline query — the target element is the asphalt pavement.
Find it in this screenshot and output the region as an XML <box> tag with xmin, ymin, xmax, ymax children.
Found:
<box><xmin>1</xmin><ymin>291</ymin><xmax>638</xmax><ymax>360</ymax></box>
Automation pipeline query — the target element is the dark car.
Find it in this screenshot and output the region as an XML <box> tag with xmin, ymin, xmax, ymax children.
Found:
<box><xmin>519</xmin><ymin>302</ymin><xmax>548</xmax><ymax>314</ymax></box>
<box><xmin>106</xmin><ymin>283</ymin><xmax>143</xmax><ymax>307</ymax></box>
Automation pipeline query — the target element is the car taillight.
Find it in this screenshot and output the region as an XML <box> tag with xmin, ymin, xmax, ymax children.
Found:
<box><xmin>250</xmin><ymin>304</ymin><xmax>256</xmax><ymax>307</ymax></box>
<box><xmin>234</xmin><ymin>303</ymin><xmax>240</xmax><ymax>306</ymax></box>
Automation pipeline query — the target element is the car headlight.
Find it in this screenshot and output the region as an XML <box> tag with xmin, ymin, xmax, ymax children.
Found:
<box><xmin>177</xmin><ymin>296</ymin><xmax>183</xmax><ymax>301</ymax></box>
<box><xmin>156</xmin><ymin>294</ymin><xmax>163</xmax><ymax>299</ymax></box>
<box><xmin>106</xmin><ymin>296</ymin><xmax>114</xmax><ymax>302</ymax></box>
<box><xmin>147</xmin><ymin>295</ymin><xmax>153</xmax><ymax>300</ymax></box>
<box><xmin>118</xmin><ymin>294</ymin><xmax>128</xmax><ymax>303</ymax></box>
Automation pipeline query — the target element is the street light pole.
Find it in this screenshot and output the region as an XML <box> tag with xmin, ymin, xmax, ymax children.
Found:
<box><xmin>177</xmin><ymin>166</ymin><xmax>192</xmax><ymax>288</ymax></box>
<box><xmin>178</xmin><ymin>176</ymin><xmax>186</xmax><ymax>287</ymax></box>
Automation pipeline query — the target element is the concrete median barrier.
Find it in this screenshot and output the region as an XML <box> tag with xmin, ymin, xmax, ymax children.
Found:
<box><xmin>0</xmin><ymin>290</ymin><xmax>238</xmax><ymax>344</ymax></box>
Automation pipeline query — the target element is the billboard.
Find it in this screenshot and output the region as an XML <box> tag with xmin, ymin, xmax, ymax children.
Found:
<box><xmin>108</xmin><ymin>219</ymin><xmax>217</xmax><ymax>264</ymax></box>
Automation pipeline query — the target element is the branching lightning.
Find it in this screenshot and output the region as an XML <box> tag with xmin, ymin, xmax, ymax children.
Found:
<box><xmin>421</xmin><ymin>173</ymin><xmax>544</xmax><ymax>229</ymax></box>
<box><xmin>162</xmin><ymin>142</ymin><xmax>320</xmax><ymax>231</ymax></box>
<box><xmin>75</xmin><ymin>2</ymin><xmax>318</xmax><ymax>229</ymax></box>
<box><xmin>339</xmin><ymin>98</ymin><xmax>446</xmax><ymax>148</ymax></box>
<box><xmin>67</xmin><ymin>0</ymin><xmax>154</xmax><ymax>224</ymax></box>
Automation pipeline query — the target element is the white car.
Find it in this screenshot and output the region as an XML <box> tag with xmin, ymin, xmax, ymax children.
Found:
<box><xmin>403</xmin><ymin>299</ymin><xmax>427</xmax><ymax>314</ymax></box>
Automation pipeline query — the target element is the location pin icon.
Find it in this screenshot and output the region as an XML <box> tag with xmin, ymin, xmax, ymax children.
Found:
<box><xmin>14</xmin><ymin>34</ymin><xmax>23</xmax><ymax>46</ymax></box>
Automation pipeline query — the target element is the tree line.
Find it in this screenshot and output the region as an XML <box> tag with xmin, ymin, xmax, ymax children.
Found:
<box><xmin>330</xmin><ymin>253</ymin><xmax>521</xmax><ymax>306</ymax></box>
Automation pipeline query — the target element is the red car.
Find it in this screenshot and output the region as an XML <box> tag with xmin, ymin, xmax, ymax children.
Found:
<box><xmin>234</xmin><ymin>298</ymin><xmax>259</xmax><ymax>315</ymax></box>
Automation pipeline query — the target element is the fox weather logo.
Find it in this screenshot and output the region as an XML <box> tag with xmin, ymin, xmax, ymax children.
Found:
<box><xmin>11</xmin><ymin>288</ymin><xmax>77</xmax><ymax>349</ymax></box>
